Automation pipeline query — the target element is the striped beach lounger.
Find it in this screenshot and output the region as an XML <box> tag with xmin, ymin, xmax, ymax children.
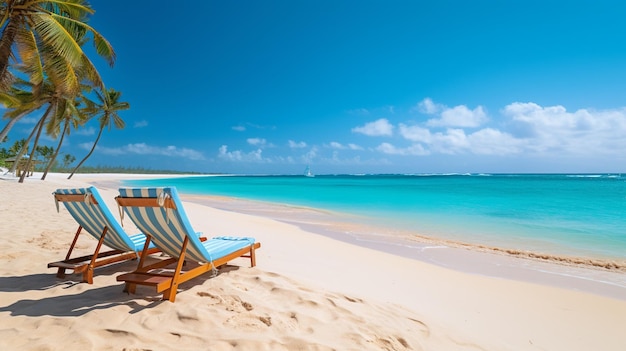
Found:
<box><xmin>49</xmin><ymin>186</ymin><xmax>158</xmax><ymax>284</ymax></box>
<box><xmin>115</xmin><ymin>186</ymin><xmax>260</xmax><ymax>302</ymax></box>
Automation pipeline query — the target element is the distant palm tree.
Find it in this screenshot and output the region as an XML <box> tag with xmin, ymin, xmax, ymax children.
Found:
<box><xmin>15</xmin><ymin>72</ymin><xmax>88</xmax><ymax>182</ymax></box>
<box><xmin>61</xmin><ymin>153</ymin><xmax>75</xmax><ymax>168</ymax></box>
<box><xmin>0</xmin><ymin>80</ymin><xmax>47</xmax><ymax>143</ymax></box>
<box><xmin>10</xmin><ymin>103</ymin><xmax>52</xmax><ymax>176</ymax></box>
<box><xmin>68</xmin><ymin>88</ymin><xmax>129</xmax><ymax>179</ymax></box>
<box><xmin>0</xmin><ymin>0</ymin><xmax>115</xmax><ymax>91</ymax></box>
<box><xmin>41</xmin><ymin>96</ymin><xmax>85</xmax><ymax>180</ymax></box>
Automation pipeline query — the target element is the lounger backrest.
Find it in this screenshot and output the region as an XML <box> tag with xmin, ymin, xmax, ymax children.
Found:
<box><xmin>117</xmin><ymin>187</ymin><xmax>213</xmax><ymax>263</ymax></box>
<box><xmin>55</xmin><ymin>187</ymin><xmax>138</xmax><ymax>251</ymax></box>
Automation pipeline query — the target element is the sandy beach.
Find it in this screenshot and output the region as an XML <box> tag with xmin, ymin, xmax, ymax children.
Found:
<box><xmin>1</xmin><ymin>173</ymin><xmax>626</xmax><ymax>350</ymax></box>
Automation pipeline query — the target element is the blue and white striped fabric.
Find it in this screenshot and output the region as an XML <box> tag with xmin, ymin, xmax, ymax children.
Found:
<box><xmin>117</xmin><ymin>187</ymin><xmax>255</xmax><ymax>264</ymax></box>
<box><xmin>55</xmin><ymin>187</ymin><xmax>154</xmax><ymax>252</ymax></box>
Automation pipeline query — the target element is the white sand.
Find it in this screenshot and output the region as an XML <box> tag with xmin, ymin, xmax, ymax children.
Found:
<box><xmin>1</xmin><ymin>172</ymin><xmax>626</xmax><ymax>350</ymax></box>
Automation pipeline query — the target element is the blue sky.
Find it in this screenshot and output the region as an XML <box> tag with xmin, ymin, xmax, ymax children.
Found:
<box><xmin>6</xmin><ymin>1</ymin><xmax>626</xmax><ymax>174</ymax></box>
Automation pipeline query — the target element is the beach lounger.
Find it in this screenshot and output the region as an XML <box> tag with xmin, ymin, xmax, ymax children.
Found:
<box><xmin>115</xmin><ymin>187</ymin><xmax>260</xmax><ymax>302</ymax></box>
<box><xmin>49</xmin><ymin>187</ymin><xmax>159</xmax><ymax>284</ymax></box>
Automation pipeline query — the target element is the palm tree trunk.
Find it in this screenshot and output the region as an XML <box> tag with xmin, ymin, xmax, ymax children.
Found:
<box><xmin>10</xmin><ymin>112</ymin><xmax>46</xmax><ymax>175</ymax></box>
<box><xmin>41</xmin><ymin>120</ymin><xmax>69</xmax><ymax>180</ymax></box>
<box><xmin>0</xmin><ymin>113</ymin><xmax>26</xmax><ymax>143</ymax></box>
<box><xmin>18</xmin><ymin>114</ymin><xmax>47</xmax><ymax>183</ymax></box>
<box><xmin>68</xmin><ymin>126</ymin><xmax>103</xmax><ymax>179</ymax></box>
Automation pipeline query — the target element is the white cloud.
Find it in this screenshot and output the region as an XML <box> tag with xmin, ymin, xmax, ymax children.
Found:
<box><xmin>328</xmin><ymin>141</ymin><xmax>364</xmax><ymax>150</ymax></box>
<box><xmin>502</xmin><ymin>102</ymin><xmax>626</xmax><ymax>155</ymax></box>
<box><xmin>22</xmin><ymin>117</ymin><xmax>38</xmax><ymax>124</ymax></box>
<box><xmin>288</xmin><ymin>140</ymin><xmax>307</xmax><ymax>148</ymax></box>
<box><xmin>376</xmin><ymin>142</ymin><xmax>429</xmax><ymax>156</ymax></box>
<box><xmin>427</xmin><ymin>128</ymin><xmax>470</xmax><ymax>154</ymax></box>
<box><xmin>134</xmin><ymin>120</ymin><xmax>148</xmax><ymax>128</ymax></box>
<box><xmin>398</xmin><ymin>124</ymin><xmax>431</xmax><ymax>143</ymax></box>
<box><xmin>329</xmin><ymin>141</ymin><xmax>343</xmax><ymax>149</ymax></box>
<box><xmin>305</xmin><ymin>146</ymin><xmax>318</xmax><ymax>159</ymax></box>
<box><xmin>232</xmin><ymin>125</ymin><xmax>246</xmax><ymax>132</ymax></box>
<box><xmin>75</xmin><ymin>126</ymin><xmax>96</xmax><ymax>136</ymax></box>
<box><xmin>466</xmin><ymin>128</ymin><xmax>523</xmax><ymax>155</ymax></box>
<box><xmin>417</xmin><ymin>98</ymin><xmax>441</xmax><ymax>115</ymax></box>
<box><xmin>218</xmin><ymin>145</ymin><xmax>265</xmax><ymax>162</ymax></box>
<box><xmin>347</xmin><ymin>143</ymin><xmax>363</xmax><ymax>150</ymax></box>
<box><xmin>96</xmin><ymin>143</ymin><xmax>205</xmax><ymax>160</ymax></box>
<box><xmin>352</xmin><ymin>118</ymin><xmax>394</xmax><ymax>136</ymax></box>
<box><xmin>427</xmin><ymin>104</ymin><xmax>488</xmax><ymax>128</ymax></box>
<box><xmin>396</xmin><ymin>126</ymin><xmax>520</xmax><ymax>155</ymax></box>
<box><xmin>247</xmin><ymin>138</ymin><xmax>266</xmax><ymax>146</ymax></box>
<box><xmin>392</xmin><ymin>100</ymin><xmax>626</xmax><ymax>158</ymax></box>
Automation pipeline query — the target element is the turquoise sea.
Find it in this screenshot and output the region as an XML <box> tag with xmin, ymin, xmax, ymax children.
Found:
<box><xmin>123</xmin><ymin>174</ymin><xmax>626</xmax><ymax>261</ymax></box>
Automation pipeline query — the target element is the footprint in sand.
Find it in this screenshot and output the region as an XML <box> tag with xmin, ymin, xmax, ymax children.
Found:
<box><xmin>224</xmin><ymin>314</ymin><xmax>272</xmax><ymax>331</ymax></box>
<box><xmin>197</xmin><ymin>292</ymin><xmax>253</xmax><ymax>312</ymax></box>
<box><xmin>196</xmin><ymin>291</ymin><xmax>223</xmax><ymax>305</ymax></box>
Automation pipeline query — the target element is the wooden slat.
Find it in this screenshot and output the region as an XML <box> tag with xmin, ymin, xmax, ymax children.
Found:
<box><xmin>54</xmin><ymin>193</ymin><xmax>98</xmax><ymax>204</ymax></box>
<box><xmin>48</xmin><ymin>261</ymin><xmax>89</xmax><ymax>272</ymax></box>
<box><xmin>48</xmin><ymin>249</ymin><xmax>126</xmax><ymax>267</ymax></box>
<box><xmin>117</xmin><ymin>273</ymin><xmax>173</xmax><ymax>292</ymax></box>
<box><xmin>115</xmin><ymin>196</ymin><xmax>176</xmax><ymax>209</ymax></box>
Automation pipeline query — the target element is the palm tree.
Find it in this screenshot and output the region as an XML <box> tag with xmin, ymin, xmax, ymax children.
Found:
<box><xmin>68</xmin><ymin>87</ymin><xmax>128</xmax><ymax>179</ymax></box>
<box><xmin>10</xmin><ymin>103</ymin><xmax>51</xmax><ymax>176</ymax></box>
<box><xmin>61</xmin><ymin>152</ymin><xmax>74</xmax><ymax>168</ymax></box>
<box><xmin>40</xmin><ymin>95</ymin><xmax>84</xmax><ymax>179</ymax></box>
<box><xmin>11</xmin><ymin>14</ymin><xmax>111</xmax><ymax>182</ymax></box>
<box><xmin>1</xmin><ymin>1</ymin><xmax>118</xmax><ymax>182</ymax></box>
<box><xmin>0</xmin><ymin>0</ymin><xmax>115</xmax><ymax>92</ymax></box>
<box><xmin>16</xmin><ymin>78</ymin><xmax>83</xmax><ymax>182</ymax></box>
<box><xmin>0</xmin><ymin>79</ymin><xmax>48</xmax><ymax>143</ymax></box>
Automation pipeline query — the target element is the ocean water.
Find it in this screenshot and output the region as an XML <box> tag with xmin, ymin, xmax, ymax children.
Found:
<box><xmin>123</xmin><ymin>174</ymin><xmax>626</xmax><ymax>261</ymax></box>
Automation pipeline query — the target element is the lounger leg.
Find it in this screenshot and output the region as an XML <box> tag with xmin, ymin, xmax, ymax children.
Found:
<box><xmin>125</xmin><ymin>236</ymin><xmax>154</xmax><ymax>294</ymax></box>
<box><xmin>124</xmin><ymin>282</ymin><xmax>136</xmax><ymax>294</ymax></box>
<box><xmin>250</xmin><ymin>245</ymin><xmax>257</xmax><ymax>267</ymax></box>
<box><xmin>84</xmin><ymin>227</ymin><xmax>109</xmax><ymax>284</ymax></box>
<box><xmin>57</xmin><ymin>226</ymin><xmax>84</xmax><ymax>278</ymax></box>
<box><xmin>163</xmin><ymin>237</ymin><xmax>189</xmax><ymax>302</ymax></box>
<box><xmin>136</xmin><ymin>236</ymin><xmax>153</xmax><ymax>271</ymax></box>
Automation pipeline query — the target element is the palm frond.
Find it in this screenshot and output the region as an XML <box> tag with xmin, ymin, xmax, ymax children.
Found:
<box><xmin>43</xmin><ymin>54</ymin><xmax>80</xmax><ymax>96</ymax></box>
<box><xmin>0</xmin><ymin>92</ymin><xmax>21</xmax><ymax>108</ymax></box>
<box><xmin>75</xmin><ymin>51</ymin><xmax>103</xmax><ymax>89</ymax></box>
<box><xmin>111</xmin><ymin>113</ymin><xmax>125</xmax><ymax>129</ymax></box>
<box><xmin>15</xmin><ymin>27</ymin><xmax>45</xmax><ymax>90</ymax></box>
<box><xmin>49</xmin><ymin>13</ymin><xmax>115</xmax><ymax>66</ymax></box>
<box><xmin>43</xmin><ymin>0</ymin><xmax>95</xmax><ymax>19</ymax></box>
<box><xmin>32</xmin><ymin>13</ymin><xmax>83</xmax><ymax>67</ymax></box>
<box><xmin>46</xmin><ymin>98</ymin><xmax>66</xmax><ymax>136</ymax></box>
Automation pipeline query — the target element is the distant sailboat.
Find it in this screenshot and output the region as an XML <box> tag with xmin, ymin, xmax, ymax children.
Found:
<box><xmin>304</xmin><ymin>165</ymin><xmax>314</xmax><ymax>177</ymax></box>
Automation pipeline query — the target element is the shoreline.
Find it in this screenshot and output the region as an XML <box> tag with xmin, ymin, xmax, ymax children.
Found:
<box><xmin>85</xmin><ymin>172</ymin><xmax>626</xmax><ymax>300</ymax></box>
<box><xmin>89</xmin><ymin>172</ymin><xmax>626</xmax><ymax>300</ymax></box>
<box><xmin>117</xmin><ymin>172</ymin><xmax>626</xmax><ymax>261</ymax></box>
<box><xmin>176</xmin><ymin>191</ymin><xmax>626</xmax><ymax>301</ymax></box>
<box><xmin>3</xmin><ymin>172</ymin><xmax>626</xmax><ymax>350</ymax></box>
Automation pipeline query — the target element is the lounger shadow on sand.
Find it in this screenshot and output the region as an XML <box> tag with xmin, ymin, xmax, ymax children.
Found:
<box><xmin>115</xmin><ymin>187</ymin><xmax>261</xmax><ymax>302</ymax></box>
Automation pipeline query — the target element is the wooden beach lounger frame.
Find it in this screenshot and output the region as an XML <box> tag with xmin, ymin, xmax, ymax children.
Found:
<box><xmin>48</xmin><ymin>187</ymin><xmax>159</xmax><ymax>284</ymax></box>
<box><xmin>115</xmin><ymin>187</ymin><xmax>260</xmax><ymax>302</ymax></box>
